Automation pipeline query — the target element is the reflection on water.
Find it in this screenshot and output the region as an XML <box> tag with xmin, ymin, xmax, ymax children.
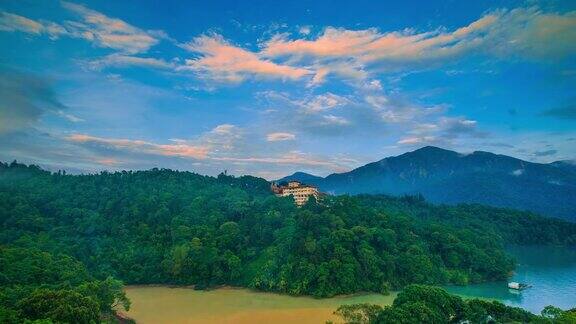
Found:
<box><xmin>444</xmin><ymin>245</ymin><xmax>576</xmax><ymax>314</ymax></box>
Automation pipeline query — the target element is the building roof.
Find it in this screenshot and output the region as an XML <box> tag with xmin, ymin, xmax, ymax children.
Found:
<box><xmin>276</xmin><ymin>182</ymin><xmax>317</xmax><ymax>189</ymax></box>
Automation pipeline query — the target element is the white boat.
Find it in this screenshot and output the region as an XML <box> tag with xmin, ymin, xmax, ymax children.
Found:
<box><xmin>508</xmin><ymin>282</ymin><xmax>531</xmax><ymax>290</ymax></box>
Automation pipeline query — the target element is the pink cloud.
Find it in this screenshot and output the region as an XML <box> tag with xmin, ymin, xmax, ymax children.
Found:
<box><xmin>96</xmin><ymin>158</ymin><xmax>121</xmax><ymax>166</ymax></box>
<box><xmin>180</xmin><ymin>34</ymin><xmax>312</xmax><ymax>82</ymax></box>
<box><xmin>262</xmin><ymin>8</ymin><xmax>576</xmax><ymax>69</ymax></box>
<box><xmin>263</xmin><ymin>28</ymin><xmax>380</xmax><ymax>57</ymax></box>
<box><xmin>67</xmin><ymin>134</ymin><xmax>209</xmax><ymax>159</ymax></box>
<box><xmin>262</xmin><ymin>15</ymin><xmax>497</xmax><ymax>64</ymax></box>
<box><xmin>0</xmin><ymin>3</ymin><xmax>162</xmax><ymax>54</ymax></box>
<box><xmin>0</xmin><ymin>11</ymin><xmax>67</xmax><ymax>39</ymax></box>
<box><xmin>61</xmin><ymin>1</ymin><xmax>161</xmax><ymax>54</ymax></box>
<box><xmin>0</xmin><ymin>12</ymin><xmax>43</xmax><ymax>34</ymax></box>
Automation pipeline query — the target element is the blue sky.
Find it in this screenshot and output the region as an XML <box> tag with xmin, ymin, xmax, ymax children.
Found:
<box><xmin>1</xmin><ymin>0</ymin><xmax>575</xmax><ymax>179</ymax></box>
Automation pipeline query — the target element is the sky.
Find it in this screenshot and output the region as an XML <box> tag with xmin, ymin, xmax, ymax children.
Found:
<box><xmin>0</xmin><ymin>0</ymin><xmax>575</xmax><ymax>179</ymax></box>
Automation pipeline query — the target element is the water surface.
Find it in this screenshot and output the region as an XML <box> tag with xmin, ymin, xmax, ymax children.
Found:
<box><xmin>125</xmin><ymin>286</ymin><xmax>396</xmax><ymax>324</ymax></box>
<box><xmin>444</xmin><ymin>245</ymin><xmax>576</xmax><ymax>314</ymax></box>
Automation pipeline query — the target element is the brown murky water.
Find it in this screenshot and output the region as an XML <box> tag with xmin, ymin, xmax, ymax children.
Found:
<box><xmin>124</xmin><ymin>286</ymin><xmax>396</xmax><ymax>324</ymax></box>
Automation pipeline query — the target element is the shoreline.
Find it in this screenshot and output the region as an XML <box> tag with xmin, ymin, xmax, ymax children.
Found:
<box><xmin>124</xmin><ymin>284</ymin><xmax>396</xmax><ymax>300</ymax></box>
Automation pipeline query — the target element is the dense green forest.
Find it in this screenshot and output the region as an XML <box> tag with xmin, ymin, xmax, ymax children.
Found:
<box><xmin>0</xmin><ymin>247</ymin><xmax>131</xmax><ymax>323</ymax></box>
<box><xmin>1</xmin><ymin>161</ymin><xmax>576</xmax><ymax>322</ymax></box>
<box><xmin>332</xmin><ymin>285</ymin><xmax>576</xmax><ymax>323</ymax></box>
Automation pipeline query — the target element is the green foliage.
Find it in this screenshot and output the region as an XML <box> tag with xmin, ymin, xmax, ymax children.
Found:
<box><xmin>18</xmin><ymin>289</ymin><xmax>100</xmax><ymax>324</ymax></box>
<box><xmin>355</xmin><ymin>194</ymin><xmax>576</xmax><ymax>246</ymax></box>
<box><xmin>542</xmin><ymin>305</ymin><xmax>565</xmax><ymax>319</ymax></box>
<box><xmin>335</xmin><ymin>285</ymin><xmax>563</xmax><ymax>323</ymax></box>
<box><xmin>334</xmin><ymin>303</ymin><xmax>383</xmax><ymax>324</ymax></box>
<box><xmin>541</xmin><ymin>306</ymin><xmax>576</xmax><ymax>323</ymax></box>
<box><xmin>465</xmin><ymin>299</ymin><xmax>536</xmax><ymax>323</ymax></box>
<box><xmin>391</xmin><ymin>285</ymin><xmax>467</xmax><ymax>323</ymax></box>
<box><xmin>0</xmin><ymin>305</ymin><xmax>20</xmax><ymax>324</ymax></box>
<box><xmin>1</xmin><ymin>162</ymin><xmax>576</xmax><ymax>320</ymax></box>
<box><xmin>0</xmin><ymin>247</ymin><xmax>90</xmax><ymax>286</ymax></box>
<box><xmin>0</xmin><ymin>246</ymin><xmax>130</xmax><ymax>323</ymax></box>
<box><xmin>76</xmin><ymin>277</ymin><xmax>131</xmax><ymax>312</ymax></box>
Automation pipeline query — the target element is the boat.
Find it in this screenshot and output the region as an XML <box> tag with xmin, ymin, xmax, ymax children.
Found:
<box><xmin>508</xmin><ymin>282</ymin><xmax>532</xmax><ymax>290</ymax></box>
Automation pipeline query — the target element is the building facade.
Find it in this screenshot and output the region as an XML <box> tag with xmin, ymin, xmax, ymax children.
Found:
<box><xmin>271</xmin><ymin>180</ymin><xmax>321</xmax><ymax>206</ymax></box>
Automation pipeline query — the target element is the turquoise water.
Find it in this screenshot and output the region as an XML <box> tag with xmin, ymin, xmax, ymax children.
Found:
<box><xmin>444</xmin><ymin>245</ymin><xmax>576</xmax><ymax>314</ymax></box>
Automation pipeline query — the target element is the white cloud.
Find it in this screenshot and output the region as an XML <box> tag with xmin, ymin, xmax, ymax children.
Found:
<box><xmin>361</xmin><ymin>79</ymin><xmax>383</xmax><ymax>91</ymax></box>
<box><xmin>438</xmin><ymin>117</ymin><xmax>485</xmax><ymax>138</ymax></box>
<box><xmin>211</xmin><ymin>124</ymin><xmax>238</xmax><ymax>135</ymax></box>
<box><xmin>511</xmin><ymin>169</ymin><xmax>524</xmax><ymax>176</ymax></box>
<box><xmin>396</xmin><ymin>116</ymin><xmax>485</xmax><ymax>147</ymax></box>
<box><xmin>86</xmin><ymin>54</ymin><xmax>174</xmax><ymax>70</ymax></box>
<box><xmin>64</xmin><ymin>125</ymin><xmax>354</xmax><ymax>177</ymax></box>
<box><xmin>257</xmin><ymin>90</ymin><xmax>351</xmax><ymax>114</ymax></box>
<box><xmin>267</xmin><ymin>132</ymin><xmax>296</xmax><ymax>141</ymax></box>
<box><xmin>365</xmin><ymin>95</ymin><xmax>389</xmax><ymax>109</ymax></box>
<box><xmin>211</xmin><ymin>150</ymin><xmax>341</xmax><ymax>168</ymax></box>
<box><xmin>200</xmin><ymin>124</ymin><xmax>244</xmax><ymax>150</ymax></box>
<box><xmin>301</xmin><ymin>92</ymin><xmax>350</xmax><ymax>113</ymax></box>
<box><xmin>55</xmin><ymin>110</ymin><xmax>84</xmax><ymax>123</ymax></box>
<box><xmin>365</xmin><ymin>95</ymin><xmax>445</xmax><ymax>124</ymax></box>
<box><xmin>298</xmin><ymin>25</ymin><xmax>311</xmax><ymax>35</ymax></box>
<box><xmin>322</xmin><ymin>115</ymin><xmax>349</xmax><ymax>125</ymax></box>
<box><xmin>398</xmin><ymin>136</ymin><xmax>437</xmax><ymax>145</ymax></box>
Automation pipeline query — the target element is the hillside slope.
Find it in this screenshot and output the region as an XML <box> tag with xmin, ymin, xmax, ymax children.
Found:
<box><xmin>280</xmin><ymin>146</ymin><xmax>576</xmax><ymax>221</ymax></box>
<box><xmin>2</xmin><ymin>161</ymin><xmax>575</xmax><ymax>302</ymax></box>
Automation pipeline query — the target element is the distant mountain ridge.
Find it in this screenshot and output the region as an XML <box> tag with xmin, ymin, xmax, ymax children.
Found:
<box><xmin>277</xmin><ymin>171</ymin><xmax>323</xmax><ymax>184</ymax></box>
<box><xmin>279</xmin><ymin>146</ymin><xmax>576</xmax><ymax>221</ymax></box>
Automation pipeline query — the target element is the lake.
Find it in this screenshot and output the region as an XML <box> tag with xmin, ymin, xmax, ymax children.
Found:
<box><xmin>125</xmin><ymin>245</ymin><xmax>576</xmax><ymax>323</ymax></box>
<box><xmin>444</xmin><ymin>245</ymin><xmax>576</xmax><ymax>314</ymax></box>
<box><xmin>124</xmin><ymin>287</ymin><xmax>396</xmax><ymax>323</ymax></box>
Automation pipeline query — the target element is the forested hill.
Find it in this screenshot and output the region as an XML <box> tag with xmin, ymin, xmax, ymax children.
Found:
<box><xmin>1</xmin><ymin>161</ymin><xmax>576</xmax><ymax>322</ymax></box>
<box><xmin>278</xmin><ymin>146</ymin><xmax>576</xmax><ymax>221</ymax></box>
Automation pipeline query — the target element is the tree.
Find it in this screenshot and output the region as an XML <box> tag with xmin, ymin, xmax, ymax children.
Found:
<box><xmin>1</xmin><ymin>162</ymin><xmax>576</xmax><ymax>320</ymax></box>
<box><xmin>18</xmin><ymin>289</ymin><xmax>100</xmax><ymax>324</ymax></box>
<box><xmin>335</xmin><ymin>285</ymin><xmax>542</xmax><ymax>324</ymax></box>
<box><xmin>334</xmin><ymin>303</ymin><xmax>383</xmax><ymax>324</ymax></box>
<box><xmin>76</xmin><ymin>277</ymin><xmax>131</xmax><ymax>313</ymax></box>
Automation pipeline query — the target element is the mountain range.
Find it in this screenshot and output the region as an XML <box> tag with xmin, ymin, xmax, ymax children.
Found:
<box><xmin>278</xmin><ymin>146</ymin><xmax>576</xmax><ymax>221</ymax></box>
